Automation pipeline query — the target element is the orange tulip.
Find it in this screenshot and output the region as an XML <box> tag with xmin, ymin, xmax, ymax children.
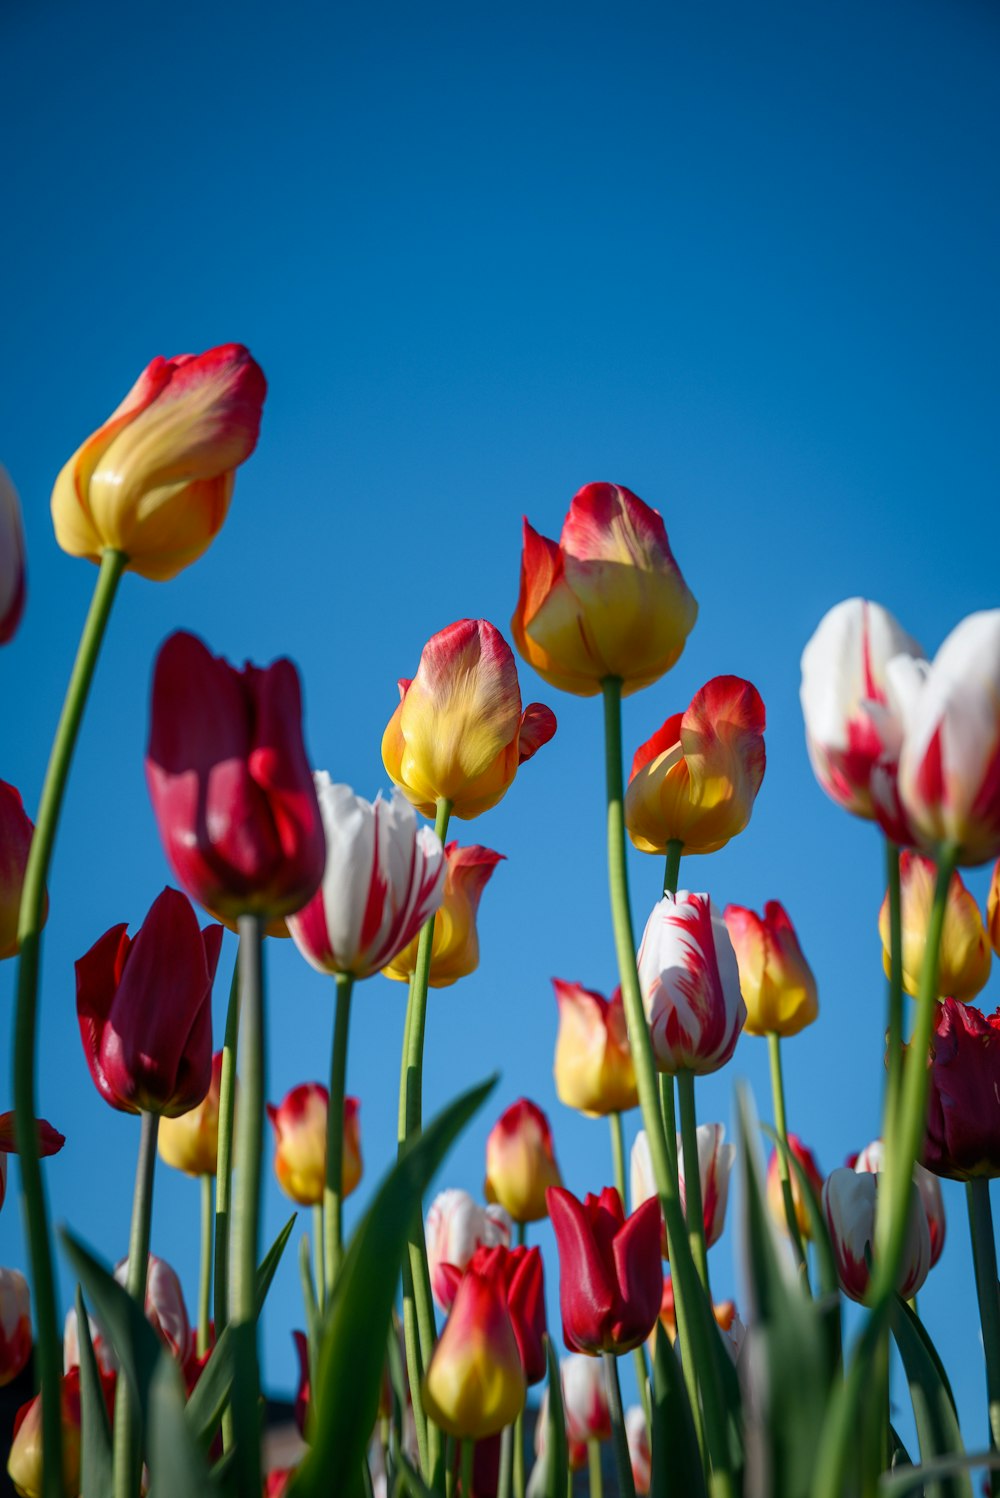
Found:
<box><xmin>381</xmin><ymin>842</ymin><xmax>503</xmax><ymax>988</ymax></box>
<box><xmin>552</xmin><ymin>980</ymin><xmax>638</xmax><ymax>1116</ymax></box>
<box><xmin>880</xmin><ymin>851</ymin><xmax>991</xmax><ymax>1002</ymax></box>
<box><xmin>484</xmin><ymin>1099</ymin><xmax>562</xmax><ymax>1224</ymax></box>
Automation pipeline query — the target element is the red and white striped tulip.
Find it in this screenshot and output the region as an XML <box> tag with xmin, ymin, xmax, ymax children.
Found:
<box><xmin>852</xmin><ymin>1138</ymin><xmax>946</xmax><ymax>1267</ymax></box>
<box><xmin>632</xmin><ymin>1124</ymin><xmax>734</xmax><ymax>1255</ymax></box>
<box><xmin>0</xmin><ymin>468</ymin><xmax>26</xmax><ymax>645</ymax></box>
<box><xmin>822</xmin><ymin>1166</ymin><xmax>931</xmax><ymax>1302</ymax></box>
<box><xmin>637</xmin><ymin>891</ymin><xmax>745</xmax><ymax>1074</ymax></box>
<box><xmin>381</xmin><ymin>841</ymin><xmax>504</xmax><ymax>988</ymax></box>
<box><xmin>425</xmin><ymin>1189</ymin><xmax>512</xmax><ymax>1312</ymax></box>
<box><xmin>626</xmin><ymin>1405</ymin><xmax>652</xmax><ymax>1494</ymax></box>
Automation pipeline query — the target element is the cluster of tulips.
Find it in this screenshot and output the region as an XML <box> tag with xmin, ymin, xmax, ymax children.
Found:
<box><xmin>1</xmin><ymin>341</ymin><xmax>1000</xmax><ymax>1498</ymax></box>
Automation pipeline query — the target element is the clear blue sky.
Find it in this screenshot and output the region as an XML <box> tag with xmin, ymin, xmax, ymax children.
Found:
<box><xmin>2</xmin><ymin>0</ymin><xmax>999</xmax><ymax>1456</ymax></box>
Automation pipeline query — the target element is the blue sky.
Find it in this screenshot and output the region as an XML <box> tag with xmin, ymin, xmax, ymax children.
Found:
<box><xmin>2</xmin><ymin>0</ymin><xmax>1000</xmax><ymax>1458</ymax></box>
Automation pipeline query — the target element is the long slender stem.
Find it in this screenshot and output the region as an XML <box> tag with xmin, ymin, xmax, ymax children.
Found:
<box><xmin>460</xmin><ymin>1439</ymin><xmax>475</xmax><ymax>1497</ymax></box>
<box><xmin>498</xmin><ymin>1425</ymin><xmax>513</xmax><ymax>1498</ymax></box>
<box><xmin>231</xmin><ymin>914</ymin><xmax>266</xmax><ymax>1497</ymax></box>
<box><xmin>214</xmin><ymin>954</ymin><xmax>241</xmax><ymax>1339</ymax></box>
<box><xmin>676</xmin><ymin>1071</ymin><xmax>710</xmax><ymax>1292</ymax></box>
<box><xmin>325</xmin><ymin>971</ymin><xmax>354</xmax><ymax>1290</ymax></box>
<box><xmin>609</xmin><ymin>1112</ymin><xmax>653</xmax><ymax>1428</ymax></box>
<box><xmin>767</xmin><ymin>1033</ymin><xmax>808</xmax><ymax>1276</ymax></box>
<box><xmin>198</xmin><ymin>1175</ymin><xmax>213</xmax><ymax>1358</ymax></box>
<box><xmin>660</xmin><ymin>1073</ymin><xmax>678</xmax><ymax>1175</ymax></box>
<box><xmin>313</xmin><ymin>1205</ymin><xmax>326</xmax><ymax>1312</ymax></box>
<box><xmin>601</xmin><ymin>678</ymin><xmax>734</xmax><ymax>1497</ymax></box>
<box><xmin>663</xmin><ymin>839</ymin><xmax>683</xmax><ymax>896</ymax></box>
<box><xmin>587</xmin><ymin>1439</ymin><xmax>604</xmax><ymax>1498</ymax></box>
<box><xmin>14</xmin><ymin>547</ymin><xmax>125</xmax><ymax>1498</ymax></box>
<box><xmin>513</xmin><ymin>1406</ymin><xmax>525</xmax><ymax>1498</ymax></box>
<box><xmin>883</xmin><ymin>842</ymin><xmax>904</xmax><ymax>1142</ymax></box>
<box><xmin>604</xmin><ymin>1352</ymin><xmax>637</xmax><ymax>1498</ymax></box>
<box><xmin>113</xmin><ymin>1110</ymin><xmax>159</xmax><ymax>1498</ymax></box>
<box><xmin>968</xmin><ymin>1180</ymin><xmax>1000</xmax><ymax>1494</ymax></box>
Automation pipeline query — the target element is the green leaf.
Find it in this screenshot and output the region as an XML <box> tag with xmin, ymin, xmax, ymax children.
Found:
<box><xmin>76</xmin><ymin>1286</ymin><xmax>113</xmax><ymax>1498</ymax></box>
<box><xmin>61</xmin><ymin>1230</ymin><xmax>163</xmax><ymax>1413</ymax></box>
<box><xmin>147</xmin><ymin>1355</ymin><xmax>218</xmax><ymax>1497</ymax></box>
<box><xmin>890</xmin><ymin>1296</ymin><xmax>972</xmax><ymax>1498</ymax></box>
<box><xmin>542</xmin><ymin>1335</ymin><xmax>569</xmax><ymax>1498</ymax></box>
<box><xmin>762</xmin><ymin>1122</ymin><xmax>839</xmax><ymax>1301</ymax></box>
<box><xmin>257</xmin><ymin>1213</ymin><xmax>297</xmax><ymax>1311</ymax></box>
<box><xmin>650</xmin><ymin>1323</ymin><xmax>705</xmax><ymax>1498</ymax></box>
<box><xmin>880</xmin><ymin>1451</ymin><xmax>1000</xmax><ymax>1495</ymax></box>
<box><xmin>395</xmin><ymin>1454</ymin><xmax>437</xmax><ymax>1498</ymax></box>
<box><xmin>287</xmin><ymin>1075</ymin><xmax>496</xmax><ymax>1498</ymax></box>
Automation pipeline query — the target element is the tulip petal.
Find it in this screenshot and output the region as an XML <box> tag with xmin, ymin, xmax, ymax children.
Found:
<box><xmin>547</xmin><ymin>1187</ymin><xmax>618</xmax><ymax>1353</ymax></box>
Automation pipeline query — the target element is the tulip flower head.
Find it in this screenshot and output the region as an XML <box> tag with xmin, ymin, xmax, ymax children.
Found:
<box><xmin>0</xmin><ymin>467</ymin><xmax>26</xmax><ymax>645</ymax></box>
<box><xmin>146</xmin><ymin>631</ymin><xmax>326</xmax><ymax>923</ymax></box>
<box><xmin>637</xmin><ymin>891</ymin><xmax>745</xmax><ymax>1074</ymax></box>
<box><xmin>626</xmin><ymin>676</ymin><xmax>766</xmax><ymax>856</ymax></box>
<box><xmin>0</xmin><ymin>781</ymin><xmax>45</xmax><ymax>962</ymax></box>
<box><xmin>923</xmin><ymin>998</ymin><xmax>1000</xmax><ymax>1180</ymax></box>
<box><xmin>512</xmin><ymin>482</ymin><xmax>698</xmax><ymax>696</ymax></box>
<box><xmin>267</xmin><ymin>1084</ymin><xmax>361</xmax><ymax>1207</ymax></box>
<box><xmin>631</xmin><ymin>1125</ymin><xmax>734</xmax><ymax>1257</ymax></box>
<box><xmin>822</xmin><ymin>1166</ymin><xmax>930</xmax><ymax>1303</ymax></box>
<box><xmin>0</xmin><ymin>1270</ymin><xmax>31</xmax><ymax>1388</ymax></box>
<box><xmin>76</xmin><ymin>888</ymin><xmax>221</xmax><ymax>1117</ymax></box>
<box><xmin>381</xmin><ymin>841</ymin><xmax>503</xmax><ymax>988</ymax></box>
<box><xmin>484</xmin><ymin>1099</ymin><xmax>562</xmax><ymax>1224</ymax></box>
<box><xmin>766</xmin><ymin>1134</ymin><xmax>824</xmax><ymax>1242</ymax></box>
<box><xmin>723</xmin><ymin>900</ymin><xmax>819</xmax><ymax>1039</ymax></box>
<box><xmin>422</xmin><ymin>1244</ymin><xmax>526</xmax><ymax>1439</ymax></box>
<box><xmin>382</xmin><ymin>618</ymin><xmax>556</xmax><ymax>820</ymax></box>
<box><xmin>879</xmin><ymin>852</ymin><xmax>990</xmax><ymax>1002</ymax></box>
<box><xmin>158</xmin><ymin>1051</ymin><xmax>225</xmax><ymax>1177</ymax></box>
<box><xmin>800</xmin><ymin>597</ymin><xmax>924</xmax><ymax>821</ymax></box>
<box><xmin>50</xmin><ymin>344</ymin><xmax>266</xmax><ymax>581</ymax></box>
<box><xmin>425</xmin><ymin>1188</ymin><xmax>512</xmax><ymax>1311</ymax></box>
<box><xmin>547</xmin><ymin>1185</ymin><xmax>662</xmax><ymax>1354</ymax></box>
<box><xmin>287</xmin><ymin>777</ymin><xmax>446</xmax><ymax>979</ymax></box>
<box><xmin>851</xmin><ymin>1138</ymin><xmax>945</xmax><ymax>1267</ymax></box>
<box><xmin>626</xmin><ymin>1405</ymin><xmax>652</xmax><ymax>1495</ymax></box>
<box><xmin>552</xmin><ymin>980</ymin><xmax>638</xmax><ymax>1117</ymax></box>
<box><xmin>8</xmin><ymin>1365</ymin><xmax>115</xmax><ymax>1498</ymax></box>
<box><xmin>438</xmin><ymin>1243</ymin><xmax>547</xmax><ymax>1386</ymax></box>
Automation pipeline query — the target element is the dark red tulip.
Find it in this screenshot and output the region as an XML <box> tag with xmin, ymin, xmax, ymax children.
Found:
<box><xmin>923</xmin><ymin>997</ymin><xmax>1000</xmax><ymax>1180</ymax></box>
<box><xmin>439</xmin><ymin>1243</ymin><xmax>547</xmax><ymax>1387</ymax></box>
<box><xmin>547</xmin><ymin>1185</ymin><xmax>662</xmax><ymax>1355</ymax></box>
<box><xmin>76</xmin><ymin>887</ymin><xmax>221</xmax><ymax>1116</ymax></box>
<box><xmin>0</xmin><ymin>779</ymin><xmax>46</xmax><ymax>961</ymax></box>
<box><xmin>145</xmin><ymin>631</ymin><xmax>326</xmax><ymax>923</ymax></box>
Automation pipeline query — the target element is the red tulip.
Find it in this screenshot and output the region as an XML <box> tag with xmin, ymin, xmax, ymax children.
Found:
<box><xmin>76</xmin><ymin>887</ymin><xmax>221</xmax><ymax>1116</ymax></box>
<box><xmin>8</xmin><ymin>1365</ymin><xmax>115</xmax><ymax>1498</ymax></box>
<box><xmin>146</xmin><ymin>631</ymin><xmax>326</xmax><ymax>922</ymax></box>
<box><xmin>923</xmin><ymin>997</ymin><xmax>1000</xmax><ymax>1179</ymax></box>
<box><xmin>547</xmin><ymin>1185</ymin><xmax>662</xmax><ymax>1355</ymax></box>
<box><xmin>0</xmin><ymin>1114</ymin><xmax>65</xmax><ymax>1214</ymax></box>
<box><xmin>0</xmin><ymin>468</ymin><xmax>26</xmax><ymax>646</ymax></box>
<box><xmin>0</xmin><ymin>780</ymin><xmax>45</xmax><ymax>962</ymax></box>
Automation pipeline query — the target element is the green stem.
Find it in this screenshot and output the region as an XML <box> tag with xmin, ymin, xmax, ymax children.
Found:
<box><xmin>498</xmin><ymin>1425</ymin><xmax>513</xmax><ymax>1498</ymax></box>
<box><xmin>513</xmin><ymin>1406</ymin><xmax>525</xmax><ymax>1498</ymax></box>
<box><xmin>601</xmin><ymin>678</ymin><xmax>734</xmax><ymax>1497</ymax></box>
<box><xmin>587</xmin><ymin>1439</ymin><xmax>604</xmax><ymax>1498</ymax></box>
<box><xmin>516</xmin><ymin>1221</ymin><xmax>526</xmax><ymax>1249</ymax></box>
<box><xmin>660</xmin><ymin>1073</ymin><xmax>678</xmax><ymax>1175</ymax></box>
<box><xmin>609</xmin><ymin>1112</ymin><xmax>628</xmax><ymax>1209</ymax></box>
<box><xmin>198</xmin><ymin>1175</ymin><xmax>213</xmax><ymax>1358</ymax></box>
<box><xmin>767</xmin><ymin>1033</ymin><xmax>808</xmax><ymax>1277</ymax></box>
<box><xmin>604</xmin><ymin>1352</ymin><xmax>637</xmax><ymax>1498</ymax></box>
<box><xmin>883</xmin><ymin>841</ymin><xmax>904</xmax><ymax>1143</ymax></box>
<box><xmin>968</xmin><ymin>1180</ymin><xmax>1000</xmax><ymax>1493</ymax></box>
<box><xmin>460</xmin><ymin>1439</ymin><xmax>475</xmax><ymax>1496</ymax></box>
<box><xmin>663</xmin><ymin>839</ymin><xmax>683</xmax><ymax>896</ymax></box>
<box><xmin>14</xmin><ymin>546</ymin><xmax>125</xmax><ymax>1498</ymax></box>
<box><xmin>325</xmin><ymin>971</ymin><xmax>354</xmax><ymax>1290</ymax></box>
<box><xmin>214</xmin><ymin>954</ymin><xmax>241</xmax><ymax>1340</ymax></box>
<box><xmin>313</xmin><ymin>1205</ymin><xmax>326</xmax><ymax>1312</ymax></box>
<box><xmin>676</xmin><ymin>1071</ymin><xmax>710</xmax><ymax>1292</ymax></box>
<box><xmin>231</xmin><ymin>914</ymin><xmax>266</xmax><ymax>1497</ymax></box>
<box><xmin>113</xmin><ymin>1109</ymin><xmax>159</xmax><ymax>1498</ymax></box>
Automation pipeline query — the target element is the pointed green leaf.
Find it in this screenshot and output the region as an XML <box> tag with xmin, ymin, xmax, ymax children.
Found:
<box><xmin>257</xmin><ymin>1213</ymin><xmax>297</xmax><ymax>1313</ymax></box>
<box><xmin>650</xmin><ymin>1323</ymin><xmax>705</xmax><ymax>1498</ymax></box>
<box><xmin>542</xmin><ymin>1335</ymin><xmax>569</xmax><ymax>1498</ymax></box>
<box><xmin>76</xmin><ymin>1286</ymin><xmax>113</xmax><ymax>1498</ymax></box>
<box><xmin>880</xmin><ymin>1451</ymin><xmax>1000</xmax><ymax>1494</ymax></box>
<box><xmin>890</xmin><ymin>1296</ymin><xmax>972</xmax><ymax>1498</ymax></box>
<box><xmin>147</xmin><ymin>1354</ymin><xmax>218</xmax><ymax>1497</ymax></box>
<box><xmin>61</xmin><ymin>1230</ymin><xmax>163</xmax><ymax>1413</ymax></box>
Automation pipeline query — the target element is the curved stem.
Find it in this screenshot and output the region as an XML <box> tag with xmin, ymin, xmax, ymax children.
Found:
<box><xmin>883</xmin><ymin>841</ymin><xmax>904</xmax><ymax>1141</ymax></box>
<box><xmin>14</xmin><ymin>546</ymin><xmax>125</xmax><ymax>1498</ymax></box>
<box><xmin>968</xmin><ymin>1180</ymin><xmax>1000</xmax><ymax>1493</ymax></box>
<box><xmin>767</xmin><ymin>1033</ymin><xmax>808</xmax><ymax>1276</ymax></box>
<box><xmin>663</xmin><ymin>839</ymin><xmax>683</xmax><ymax>897</ymax></box>
<box><xmin>113</xmin><ymin>1110</ymin><xmax>159</xmax><ymax>1498</ymax></box>
<box><xmin>231</xmin><ymin>914</ymin><xmax>266</xmax><ymax>1497</ymax></box>
<box><xmin>676</xmin><ymin>1071</ymin><xmax>710</xmax><ymax>1292</ymax></box>
<box><xmin>604</xmin><ymin>1352</ymin><xmax>637</xmax><ymax>1498</ymax></box>
<box><xmin>198</xmin><ymin>1175</ymin><xmax>213</xmax><ymax>1358</ymax></box>
<box><xmin>214</xmin><ymin>954</ymin><xmax>241</xmax><ymax>1340</ymax></box>
<box><xmin>325</xmin><ymin>972</ymin><xmax>354</xmax><ymax>1290</ymax></box>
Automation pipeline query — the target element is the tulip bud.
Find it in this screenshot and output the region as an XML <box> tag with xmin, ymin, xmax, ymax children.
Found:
<box><xmin>547</xmin><ymin>1185</ymin><xmax>662</xmax><ymax>1354</ymax></box>
<box><xmin>0</xmin><ymin>1270</ymin><xmax>31</xmax><ymax>1388</ymax></box>
<box><xmin>637</xmin><ymin>891</ymin><xmax>745</xmax><ymax>1074</ymax></box>
<box><xmin>923</xmin><ymin>998</ymin><xmax>1000</xmax><ymax>1180</ymax></box>
<box><xmin>50</xmin><ymin>344</ymin><xmax>266</xmax><ymax>581</ymax></box>
<box><xmin>157</xmin><ymin>1051</ymin><xmax>225</xmax><ymax>1177</ymax></box>
<box><xmin>8</xmin><ymin>1365</ymin><xmax>114</xmax><ymax>1498</ymax></box>
<box><xmin>287</xmin><ymin>778</ymin><xmax>446</xmax><ymax>979</ymax></box>
<box><xmin>116</xmin><ymin>1253</ymin><xmax>192</xmax><ymax>1364</ymax></box>
<box><xmin>631</xmin><ymin>1125</ymin><xmax>734</xmax><ymax>1257</ymax></box>
<box><xmin>766</xmin><ymin>1134</ymin><xmax>824</xmax><ymax>1241</ymax></box>
<box><xmin>626</xmin><ymin>676</ymin><xmax>766</xmax><ymax>856</ymax></box>
<box><xmin>438</xmin><ymin>1244</ymin><xmax>547</xmax><ymax>1387</ymax></box>
<box><xmin>879</xmin><ymin>851</ymin><xmax>991</xmax><ymax>1004</ymax></box>
<box><xmin>484</xmin><ymin>1099</ymin><xmax>562</xmax><ymax>1224</ymax></box>
<box><xmin>723</xmin><ymin>901</ymin><xmax>818</xmax><ymax>1039</ymax></box>
<box><xmin>625</xmin><ymin>1406</ymin><xmax>652</xmax><ymax>1495</ymax></box>
<box><xmin>382</xmin><ymin>618</ymin><xmax>556</xmax><ymax>820</ymax></box>
<box><xmin>654</xmin><ymin>1275</ymin><xmax>743</xmax><ymax>1359</ymax></box>
<box><xmin>422</xmin><ymin>1245</ymin><xmax>526</xmax><ymax>1439</ymax></box>
<box><xmin>822</xmin><ymin>1167</ymin><xmax>930</xmax><ymax>1302</ymax></box>
<box><xmin>552</xmin><ymin>980</ymin><xmax>638</xmax><ymax>1117</ymax></box>
<box><xmin>267</xmin><ymin>1084</ymin><xmax>361</xmax><ymax>1207</ymax></box>
<box><xmin>76</xmin><ymin>888</ymin><xmax>220</xmax><ymax>1116</ymax></box>
<box><xmin>0</xmin><ymin>468</ymin><xmax>26</xmax><ymax>645</ymax></box>
<box><xmin>0</xmin><ymin>781</ymin><xmax>46</xmax><ymax>962</ymax></box>
<box><xmin>381</xmin><ymin>841</ymin><xmax>503</xmax><ymax>988</ymax></box>
<box><xmin>851</xmin><ymin>1138</ymin><xmax>945</xmax><ymax>1268</ymax></box>
<box><xmin>512</xmin><ymin>482</ymin><xmax>698</xmax><ymax>696</ymax></box>
<box><xmin>425</xmin><ymin>1189</ymin><xmax>512</xmax><ymax>1311</ymax></box>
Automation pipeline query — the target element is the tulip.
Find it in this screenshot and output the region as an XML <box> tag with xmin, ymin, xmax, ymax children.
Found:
<box><xmin>147</xmin><ymin>631</ymin><xmax>326</xmax><ymax>922</ymax></box>
<box><xmin>76</xmin><ymin>888</ymin><xmax>220</xmax><ymax>1117</ymax></box>
<box><xmin>286</xmin><ymin>777</ymin><xmax>446</xmax><ymax>978</ymax></box>
<box><xmin>8</xmin><ymin>1366</ymin><xmax>115</xmax><ymax>1498</ymax></box>
<box><xmin>766</xmin><ymin>1134</ymin><xmax>824</xmax><ymax>1241</ymax></box>
<box><xmin>292</xmin><ymin>1329</ymin><xmax>310</xmax><ymax>1438</ymax></box>
<box><xmin>50</xmin><ymin>344</ymin><xmax>266</xmax><ymax>581</ymax></box>
<box><xmin>631</xmin><ymin>1125</ymin><xmax>734</xmax><ymax>1256</ymax></box>
<box><xmin>922</xmin><ymin>998</ymin><xmax>1000</xmax><ymax>1180</ymax></box>
<box><xmin>851</xmin><ymin>1138</ymin><xmax>946</xmax><ymax>1268</ymax></box>
<box><xmin>625</xmin><ymin>1405</ymin><xmax>651</xmax><ymax>1495</ymax></box>
<box><xmin>0</xmin><ymin>1114</ymin><xmax>65</xmax><ymax>1216</ymax></box>
<box><xmin>0</xmin><ymin>467</ymin><xmax>26</xmax><ymax>645</ymax></box>
<box><xmin>547</xmin><ymin>1185</ymin><xmax>662</xmax><ymax>1354</ymax></box>
<box><xmin>636</xmin><ymin>891</ymin><xmax>745</xmax><ymax>1074</ymax></box>
<box><xmin>723</xmin><ymin>901</ymin><xmax>818</xmax><ymax>1039</ymax></box>
<box><xmin>484</xmin><ymin>1099</ymin><xmax>562</xmax><ymax>1224</ymax></box>
<box><xmin>626</xmin><ymin>676</ymin><xmax>766</xmax><ymax>856</ymax></box>
<box><xmin>422</xmin><ymin>1244</ymin><xmax>526</xmax><ymax>1438</ymax></box>
<box><xmin>381</xmin><ymin>842</ymin><xmax>503</xmax><ymax>987</ymax></box>
<box><xmin>894</xmin><ymin>610</ymin><xmax>1000</xmax><ymax>866</ymax></box>
<box><xmin>267</xmin><ymin>1084</ymin><xmax>361</xmax><ymax>1207</ymax></box>
<box><xmin>265</xmin><ymin>1472</ymin><xmax>295</xmax><ymax>1498</ymax></box>
<box><xmin>0</xmin><ymin>1270</ymin><xmax>31</xmax><ymax>1388</ymax></box>
<box><xmin>552</xmin><ymin>980</ymin><xmax>638</xmax><ymax>1116</ymax></box>
<box><xmin>989</xmin><ymin>859</ymin><xmax>1000</xmax><ymax>956</ymax></box>
<box><xmin>438</xmin><ymin>1243</ymin><xmax>547</xmax><ymax>1386</ymax></box>
<box><xmin>878</xmin><ymin>851</ymin><xmax>990</xmax><ymax>1002</ymax></box>
<box><xmin>655</xmin><ymin>1275</ymin><xmax>744</xmax><ymax>1360</ymax></box>
<box><xmin>0</xmin><ymin>781</ymin><xmax>46</xmax><ymax>962</ymax></box>
<box><xmin>800</xmin><ymin>597</ymin><xmax>924</xmax><ymax>821</ymax></box>
<box><xmin>561</xmin><ymin>1352</ymin><xmax>613</xmax><ymax>1448</ymax></box>
<box><xmin>822</xmin><ymin>1166</ymin><xmax>930</xmax><ymax>1302</ymax></box>
<box><xmin>512</xmin><ymin>482</ymin><xmax>698</xmax><ymax>696</ymax></box>
<box><xmin>117</xmin><ymin>1253</ymin><xmax>193</xmax><ymax>1364</ymax></box>
<box><xmin>381</xmin><ymin>618</ymin><xmax>556</xmax><ymax>820</ymax></box>
<box><xmin>158</xmin><ymin>1050</ymin><xmax>225</xmax><ymax>1177</ymax></box>
<box><xmin>425</xmin><ymin>1188</ymin><xmax>512</xmax><ymax>1311</ymax></box>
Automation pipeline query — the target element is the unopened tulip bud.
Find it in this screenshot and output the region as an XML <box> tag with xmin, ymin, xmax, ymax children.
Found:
<box><xmin>267</xmin><ymin>1084</ymin><xmax>361</xmax><ymax>1207</ymax></box>
<box><xmin>766</xmin><ymin>1134</ymin><xmax>823</xmax><ymax>1241</ymax></box>
<box><xmin>423</xmin><ymin>1245</ymin><xmax>526</xmax><ymax>1439</ymax></box>
<box><xmin>0</xmin><ymin>782</ymin><xmax>46</xmax><ymax>962</ymax></box>
<box><xmin>631</xmin><ymin>1125</ymin><xmax>733</xmax><ymax>1256</ymax></box>
<box><xmin>724</xmin><ymin>901</ymin><xmax>818</xmax><ymax>1039</ymax></box>
<box><xmin>0</xmin><ymin>1270</ymin><xmax>31</xmax><ymax>1388</ymax></box>
<box><xmin>158</xmin><ymin>1050</ymin><xmax>225</xmax><ymax>1177</ymax></box>
<box><xmin>8</xmin><ymin>1365</ymin><xmax>114</xmax><ymax>1498</ymax></box>
<box><xmin>484</xmin><ymin>1099</ymin><xmax>562</xmax><ymax>1224</ymax></box>
<box><xmin>626</xmin><ymin>676</ymin><xmax>766</xmax><ymax>856</ymax></box>
<box><xmin>0</xmin><ymin>468</ymin><xmax>26</xmax><ymax>645</ymax></box>
<box><xmin>637</xmin><ymin>891</ymin><xmax>745</xmax><ymax>1074</ymax></box>
<box><xmin>822</xmin><ymin>1167</ymin><xmax>930</xmax><ymax>1302</ymax></box>
<box><xmin>382</xmin><ymin>842</ymin><xmax>504</xmax><ymax>988</ymax></box>
<box><xmin>548</xmin><ymin>1185</ymin><xmax>662</xmax><ymax>1354</ymax></box>
<box><xmin>425</xmin><ymin>1189</ymin><xmax>512</xmax><ymax>1311</ymax></box>
<box><xmin>438</xmin><ymin>1244</ymin><xmax>547</xmax><ymax>1387</ymax></box>
<box><xmin>851</xmin><ymin>1138</ymin><xmax>945</xmax><ymax>1267</ymax></box>
<box><xmin>879</xmin><ymin>852</ymin><xmax>991</xmax><ymax>1002</ymax></box>
<box><xmin>552</xmin><ymin>980</ymin><xmax>637</xmax><ymax>1116</ymax></box>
